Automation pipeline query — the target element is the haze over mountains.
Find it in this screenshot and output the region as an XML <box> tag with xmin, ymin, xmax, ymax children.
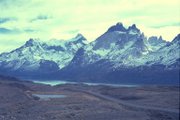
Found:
<box><xmin>0</xmin><ymin>23</ymin><xmax>179</xmax><ymax>84</ymax></box>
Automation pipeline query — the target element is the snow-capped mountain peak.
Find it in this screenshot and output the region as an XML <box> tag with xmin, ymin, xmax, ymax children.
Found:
<box><xmin>68</xmin><ymin>23</ymin><xmax>179</xmax><ymax>69</ymax></box>
<box><xmin>0</xmin><ymin>34</ymin><xmax>88</xmax><ymax>72</ymax></box>
<box><xmin>67</xmin><ymin>33</ymin><xmax>88</xmax><ymax>45</ymax></box>
<box><xmin>24</xmin><ymin>38</ymin><xmax>41</xmax><ymax>47</ymax></box>
<box><xmin>74</xmin><ymin>33</ymin><xmax>86</xmax><ymax>40</ymax></box>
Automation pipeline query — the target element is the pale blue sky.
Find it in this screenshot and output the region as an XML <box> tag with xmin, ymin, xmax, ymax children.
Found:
<box><xmin>0</xmin><ymin>0</ymin><xmax>180</xmax><ymax>53</ymax></box>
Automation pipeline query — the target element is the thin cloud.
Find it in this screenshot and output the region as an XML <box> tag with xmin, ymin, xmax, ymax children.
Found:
<box><xmin>0</xmin><ymin>17</ymin><xmax>16</xmax><ymax>24</ymax></box>
<box><xmin>0</xmin><ymin>28</ymin><xmax>20</xmax><ymax>34</ymax></box>
<box><xmin>0</xmin><ymin>0</ymin><xmax>28</xmax><ymax>9</ymax></box>
<box><xmin>0</xmin><ymin>0</ymin><xmax>179</xmax><ymax>53</ymax></box>
<box><xmin>66</xmin><ymin>30</ymin><xmax>79</xmax><ymax>34</ymax></box>
<box><xmin>30</xmin><ymin>15</ymin><xmax>52</xmax><ymax>22</ymax></box>
<box><xmin>24</xmin><ymin>29</ymin><xmax>37</xmax><ymax>33</ymax></box>
<box><xmin>150</xmin><ymin>22</ymin><xmax>180</xmax><ymax>28</ymax></box>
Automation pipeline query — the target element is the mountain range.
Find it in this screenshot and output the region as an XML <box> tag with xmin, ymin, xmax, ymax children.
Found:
<box><xmin>0</xmin><ymin>22</ymin><xmax>179</xmax><ymax>84</ymax></box>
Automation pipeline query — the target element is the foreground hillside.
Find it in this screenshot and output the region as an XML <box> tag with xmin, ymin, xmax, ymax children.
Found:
<box><xmin>0</xmin><ymin>76</ymin><xmax>179</xmax><ymax>120</ymax></box>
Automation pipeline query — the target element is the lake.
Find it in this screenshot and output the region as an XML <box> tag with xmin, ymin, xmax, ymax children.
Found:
<box><xmin>33</xmin><ymin>80</ymin><xmax>138</xmax><ymax>87</ymax></box>
<box><xmin>32</xmin><ymin>94</ymin><xmax>66</xmax><ymax>100</ymax></box>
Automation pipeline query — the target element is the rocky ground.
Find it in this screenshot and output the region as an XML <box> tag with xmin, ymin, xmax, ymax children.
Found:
<box><xmin>0</xmin><ymin>77</ymin><xmax>179</xmax><ymax>120</ymax></box>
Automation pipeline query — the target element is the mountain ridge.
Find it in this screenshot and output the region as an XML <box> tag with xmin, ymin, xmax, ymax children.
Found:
<box><xmin>0</xmin><ymin>34</ymin><xmax>87</xmax><ymax>73</ymax></box>
<box><xmin>0</xmin><ymin>23</ymin><xmax>179</xmax><ymax>84</ymax></box>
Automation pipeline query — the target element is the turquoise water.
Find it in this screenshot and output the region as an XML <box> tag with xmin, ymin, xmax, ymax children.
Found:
<box><xmin>33</xmin><ymin>80</ymin><xmax>138</xmax><ymax>87</ymax></box>
<box><xmin>32</xmin><ymin>94</ymin><xmax>66</xmax><ymax>100</ymax></box>
<box><xmin>33</xmin><ymin>80</ymin><xmax>75</xmax><ymax>86</ymax></box>
<box><xmin>85</xmin><ymin>82</ymin><xmax>138</xmax><ymax>87</ymax></box>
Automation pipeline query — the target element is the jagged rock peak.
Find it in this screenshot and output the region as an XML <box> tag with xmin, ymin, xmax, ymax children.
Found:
<box><xmin>159</xmin><ymin>36</ymin><xmax>163</xmax><ymax>40</ymax></box>
<box><xmin>128</xmin><ymin>24</ymin><xmax>140</xmax><ymax>33</ymax></box>
<box><xmin>116</xmin><ymin>22</ymin><xmax>123</xmax><ymax>26</ymax></box>
<box><xmin>69</xmin><ymin>33</ymin><xmax>88</xmax><ymax>44</ymax></box>
<box><xmin>107</xmin><ymin>22</ymin><xmax>127</xmax><ymax>32</ymax></box>
<box><xmin>25</xmin><ymin>38</ymin><xmax>41</xmax><ymax>46</ymax></box>
<box><xmin>128</xmin><ymin>24</ymin><xmax>137</xmax><ymax>29</ymax></box>
<box><xmin>172</xmin><ymin>34</ymin><xmax>180</xmax><ymax>43</ymax></box>
<box><xmin>74</xmin><ymin>33</ymin><xmax>86</xmax><ymax>40</ymax></box>
<box><xmin>148</xmin><ymin>36</ymin><xmax>167</xmax><ymax>46</ymax></box>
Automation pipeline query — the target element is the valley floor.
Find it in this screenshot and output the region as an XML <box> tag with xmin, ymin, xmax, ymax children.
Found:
<box><xmin>0</xmin><ymin>79</ymin><xmax>179</xmax><ymax>120</ymax></box>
